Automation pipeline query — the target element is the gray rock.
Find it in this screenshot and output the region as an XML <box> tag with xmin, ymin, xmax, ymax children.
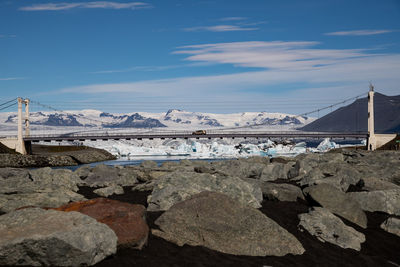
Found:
<box><xmin>153</xmin><ymin>191</ymin><xmax>305</xmax><ymax>256</ymax></box>
<box><xmin>260</xmin><ymin>163</ymin><xmax>291</xmax><ymax>181</ymax></box>
<box><xmin>0</xmin><ymin>167</ymin><xmax>86</xmax><ymax>213</ymax></box>
<box><xmin>74</xmin><ymin>165</ymin><xmax>92</xmax><ymax>180</ymax></box>
<box><xmin>83</xmin><ymin>164</ymin><xmax>139</xmax><ymax>187</ymax></box>
<box><xmin>298</xmin><ymin>207</ymin><xmax>365</xmax><ymax>251</ymax></box>
<box><xmin>303</xmin><ymin>184</ymin><xmax>367</xmax><ymax>228</ymax></box>
<box><xmin>0</xmin><ymin>208</ymin><xmax>117</xmax><ymax>266</ymax></box>
<box><xmin>132</xmin><ymin>181</ymin><xmax>155</xmax><ymax>192</ymax></box>
<box><xmin>380</xmin><ymin>217</ymin><xmax>400</xmax><ymax>237</ymax></box>
<box><xmin>348</xmin><ymin>189</ymin><xmax>400</xmax><ymax>216</ymax></box>
<box><xmin>29</xmin><ymin>167</ymin><xmax>82</xmax><ymax>192</ymax></box>
<box><xmin>260</xmin><ymin>182</ymin><xmax>305</xmax><ymax>202</ymax></box>
<box><xmin>147</xmin><ymin>171</ymin><xmax>263</xmax><ymax>211</ymax></box>
<box><xmin>299</xmin><ymin>163</ymin><xmax>361</xmax><ymax>192</ymax></box>
<box><xmin>210</xmin><ymin>159</ymin><xmax>266</xmax><ymax>179</ymax></box>
<box><xmin>0</xmin><ymin>189</ymin><xmax>86</xmax><ymax>213</ymax></box>
<box><xmin>140</xmin><ymin>160</ymin><xmax>158</xmax><ymax>169</ymax></box>
<box><xmin>94</xmin><ymin>185</ymin><xmax>124</xmax><ymax>197</ymax></box>
<box><xmin>361</xmin><ymin>177</ymin><xmax>400</xmax><ymax>191</ymax></box>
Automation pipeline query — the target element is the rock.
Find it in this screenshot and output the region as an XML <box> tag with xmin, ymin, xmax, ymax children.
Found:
<box><xmin>153</xmin><ymin>191</ymin><xmax>304</xmax><ymax>256</ymax></box>
<box><xmin>361</xmin><ymin>177</ymin><xmax>400</xmax><ymax>191</ymax></box>
<box><xmin>0</xmin><ymin>208</ymin><xmax>117</xmax><ymax>266</ymax></box>
<box><xmin>0</xmin><ymin>189</ymin><xmax>86</xmax><ymax>213</ymax></box>
<box><xmin>53</xmin><ymin>198</ymin><xmax>149</xmax><ymax>249</ymax></box>
<box><xmin>132</xmin><ymin>181</ymin><xmax>155</xmax><ymax>191</ymax></box>
<box><xmin>210</xmin><ymin>159</ymin><xmax>266</xmax><ymax>179</ymax></box>
<box><xmin>94</xmin><ymin>185</ymin><xmax>124</xmax><ymax>197</ymax></box>
<box><xmin>299</xmin><ymin>163</ymin><xmax>361</xmax><ymax>192</ymax></box>
<box><xmin>348</xmin><ymin>189</ymin><xmax>400</xmax><ymax>216</ymax></box>
<box><xmin>83</xmin><ymin>164</ymin><xmax>139</xmax><ymax>187</ymax></box>
<box><xmin>380</xmin><ymin>217</ymin><xmax>400</xmax><ymax>237</ymax></box>
<box><xmin>147</xmin><ymin>171</ymin><xmax>262</xmax><ymax>211</ymax></box>
<box><xmin>140</xmin><ymin>160</ymin><xmax>158</xmax><ymax>169</ymax></box>
<box><xmin>260</xmin><ymin>163</ymin><xmax>288</xmax><ymax>181</ymax></box>
<box><xmin>260</xmin><ymin>182</ymin><xmax>305</xmax><ymax>202</ymax></box>
<box><xmin>303</xmin><ymin>184</ymin><xmax>367</xmax><ymax>228</ymax></box>
<box><xmin>298</xmin><ymin>207</ymin><xmax>365</xmax><ymax>251</ymax></box>
<box><xmin>29</xmin><ymin>167</ymin><xmax>82</xmax><ymax>192</ymax></box>
<box><xmin>74</xmin><ymin>165</ymin><xmax>92</xmax><ymax>179</ymax></box>
<box><xmin>0</xmin><ymin>154</ymin><xmax>78</xmax><ymax>168</ymax></box>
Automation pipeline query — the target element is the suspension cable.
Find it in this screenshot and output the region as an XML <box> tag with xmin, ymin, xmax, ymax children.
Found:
<box><xmin>0</xmin><ymin>98</ymin><xmax>17</xmax><ymax>107</ymax></box>
<box><xmin>0</xmin><ymin>102</ymin><xmax>17</xmax><ymax>112</ymax></box>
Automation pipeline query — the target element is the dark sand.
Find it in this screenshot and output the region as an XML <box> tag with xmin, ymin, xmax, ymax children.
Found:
<box><xmin>76</xmin><ymin>186</ymin><xmax>400</xmax><ymax>267</ymax></box>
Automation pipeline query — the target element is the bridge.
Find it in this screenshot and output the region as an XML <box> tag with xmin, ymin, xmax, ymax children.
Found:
<box><xmin>0</xmin><ymin>85</ymin><xmax>395</xmax><ymax>154</ymax></box>
<box><xmin>23</xmin><ymin>131</ymin><xmax>367</xmax><ymax>143</ymax></box>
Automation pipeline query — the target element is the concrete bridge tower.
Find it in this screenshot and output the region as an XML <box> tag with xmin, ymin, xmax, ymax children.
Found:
<box><xmin>16</xmin><ymin>97</ymin><xmax>27</xmax><ymax>154</ymax></box>
<box><xmin>367</xmin><ymin>83</ymin><xmax>376</xmax><ymax>151</ymax></box>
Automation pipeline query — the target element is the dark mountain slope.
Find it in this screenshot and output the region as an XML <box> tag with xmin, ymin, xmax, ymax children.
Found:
<box><xmin>301</xmin><ymin>93</ymin><xmax>400</xmax><ymax>133</ymax></box>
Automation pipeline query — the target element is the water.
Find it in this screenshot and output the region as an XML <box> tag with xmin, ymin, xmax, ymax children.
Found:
<box><xmin>62</xmin><ymin>156</ymin><xmax>233</xmax><ymax>171</ymax></box>
<box><xmin>60</xmin><ymin>138</ymin><xmax>365</xmax><ymax>171</ymax></box>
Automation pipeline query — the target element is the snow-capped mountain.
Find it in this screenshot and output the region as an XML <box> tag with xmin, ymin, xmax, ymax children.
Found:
<box><xmin>0</xmin><ymin>109</ymin><xmax>314</xmax><ymax>130</ymax></box>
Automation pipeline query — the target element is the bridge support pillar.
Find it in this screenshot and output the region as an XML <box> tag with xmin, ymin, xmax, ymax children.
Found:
<box><xmin>16</xmin><ymin>97</ymin><xmax>27</xmax><ymax>155</ymax></box>
<box><xmin>367</xmin><ymin>84</ymin><xmax>376</xmax><ymax>151</ymax></box>
<box><xmin>24</xmin><ymin>99</ymin><xmax>30</xmax><ymax>137</ymax></box>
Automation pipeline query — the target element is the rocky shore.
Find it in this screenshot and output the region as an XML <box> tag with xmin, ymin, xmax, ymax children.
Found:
<box><xmin>0</xmin><ymin>150</ymin><xmax>400</xmax><ymax>266</ymax></box>
<box><xmin>0</xmin><ymin>144</ymin><xmax>116</xmax><ymax>168</ymax></box>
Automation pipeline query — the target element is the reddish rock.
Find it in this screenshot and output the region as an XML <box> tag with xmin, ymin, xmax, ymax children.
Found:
<box><xmin>53</xmin><ymin>198</ymin><xmax>148</xmax><ymax>249</ymax></box>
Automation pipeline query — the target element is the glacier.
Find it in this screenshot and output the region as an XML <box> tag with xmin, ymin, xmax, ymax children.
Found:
<box><xmin>48</xmin><ymin>137</ymin><xmax>353</xmax><ymax>160</ymax></box>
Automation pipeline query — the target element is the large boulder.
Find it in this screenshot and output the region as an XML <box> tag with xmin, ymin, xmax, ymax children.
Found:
<box><xmin>361</xmin><ymin>177</ymin><xmax>400</xmax><ymax>191</ymax></box>
<box><xmin>147</xmin><ymin>171</ymin><xmax>262</xmax><ymax>211</ymax></box>
<box><xmin>29</xmin><ymin>167</ymin><xmax>82</xmax><ymax>192</ymax></box>
<box><xmin>303</xmin><ymin>184</ymin><xmax>367</xmax><ymax>228</ymax></box>
<box><xmin>0</xmin><ymin>208</ymin><xmax>117</xmax><ymax>266</ymax></box>
<box><xmin>260</xmin><ymin>163</ymin><xmax>294</xmax><ymax>181</ymax></box>
<box><xmin>298</xmin><ymin>207</ymin><xmax>365</xmax><ymax>251</ymax></box>
<box><xmin>53</xmin><ymin>198</ymin><xmax>149</xmax><ymax>249</ymax></box>
<box><xmin>83</xmin><ymin>164</ymin><xmax>138</xmax><ymax>187</ymax></box>
<box><xmin>0</xmin><ymin>189</ymin><xmax>86</xmax><ymax>213</ymax></box>
<box><xmin>93</xmin><ymin>185</ymin><xmax>124</xmax><ymax>197</ymax></box>
<box><xmin>380</xmin><ymin>217</ymin><xmax>400</xmax><ymax>237</ymax></box>
<box><xmin>348</xmin><ymin>189</ymin><xmax>400</xmax><ymax>216</ymax></box>
<box><xmin>0</xmin><ymin>167</ymin><xmax>82</xmax><ymax>194</ymax></box>
<box><xmin>260</xmin><ymin>182</ymin><xmax>305</xmax><ymax>202</ymax></box>
<box><xmin>299</xmin><ymin>163</ymin><xmax>361</xmax><ymax>192</ymax></box>
<box><xmin>152</xmin><ymin>191</ymin><xmax>305</xmax><ymax>256</ymax></box>
<box><xmin>210</xmin><ymin>159</ymin><xmax>267</xmax><ymax>179</ymax></box>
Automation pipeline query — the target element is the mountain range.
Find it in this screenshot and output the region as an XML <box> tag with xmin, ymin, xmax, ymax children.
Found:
<box><xmin>1</xmin><ymin>109</ymin><xmax>314</xmax><ymax>130</ymax></box>
<box><xmin>301</xmin><ymin>92</ymin><xmax>400</xmax><ymax>133</ymax></box>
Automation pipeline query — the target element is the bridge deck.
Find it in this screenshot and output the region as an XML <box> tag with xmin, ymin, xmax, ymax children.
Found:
<box><xmin>22</xmin><ymin>131</ymin><xmax>368</xmax><ymax>142</ymax></box>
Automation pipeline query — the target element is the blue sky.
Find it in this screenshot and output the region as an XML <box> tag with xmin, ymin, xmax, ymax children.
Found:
<box><xmin>1</xmin><ymin>0</ymin><xmax>399</xmax><ymax>114</ymax></box>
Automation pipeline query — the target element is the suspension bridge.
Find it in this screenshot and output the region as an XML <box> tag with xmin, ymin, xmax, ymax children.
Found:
<box><xmin>0</xmin><ymin>86</ymin><xmax>395</xmax><ymax>154</ymax></box>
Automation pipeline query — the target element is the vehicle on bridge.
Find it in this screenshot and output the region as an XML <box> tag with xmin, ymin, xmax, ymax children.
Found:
<box><xmin>192</xmin><ymin>130</ymin><xmax>206</xmax><ymax>135</ymax></box>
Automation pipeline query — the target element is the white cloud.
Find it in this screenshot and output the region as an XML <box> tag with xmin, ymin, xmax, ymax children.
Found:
<box><xmin>325</xmin><ymin>29</ymin><xmax>393</xmax><ymax>36</ymax></box>
<box><xmin>173</xmin><ymin>41</ymin><xmax>373</xmax><ymax>70</ymax></box>
<box><xmin>90</xmin><ymin>65</ymin><xmax>183</xmax><ymax>74</ymax></box>
<box><xmin>219</xmin><ymin>17</ymin><xmax>247</xmax><ymax>21</ymax></box>
<box><xmin>58</xmin><ymin>40</ymin><xmax>400</xmax><ymax>113</ymax></box>
<box><xmin>183</xmin><ymin>25</ymin><xmax>258</xmax><ymax>32</ymax></box>
<box><xmin>0</xmin><ymin>77</ymin><xmax>26</xmax><ymax>81</ymax></box>
<box><xmin>19</xmin><ymin>2</ymin><xmax>152</xmax><ymax>11</ymax></box>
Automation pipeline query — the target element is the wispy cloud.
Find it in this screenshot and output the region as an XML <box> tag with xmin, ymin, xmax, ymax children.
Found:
<box><xmin>325</xmin><ymin>29</ymin><xmax>394</xmax><ymax>36</ymax></box>
<box><xmin>184</xmin><ymin>25</ymin><xmax>258</xmax><ymax>32</ymax></box>
<box><xmin>0</xmin><ymin>34</ymin><xmax>16</xmax><ymax>38</ymax></box>
<box><xmin>219</xmin><ymin>17</ymin><xmax>247</xmax><ymax>21</ymax></box>
<box><xmin>19</xmin><ymin>1</ymin><xmax>152</xmax><ymax>11</ymax></box>
<box><xmin>58</xmin><ymin>40</ymin><xmax>400</xmax><ymax>113</ymax></box>
<box><xmin>0</xmin><ymin>77</ymin><xmax>26</xmax><ymax>81</ymax></box>
<box><xmin>173</xmin><ymin>41</ymin><xmax>373</xmax><ymax>70</ymax></box>
<box><xmin>90</xmin><ymin>65</ymin><xmax>183</xmax><ymax>74</ymax></box>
